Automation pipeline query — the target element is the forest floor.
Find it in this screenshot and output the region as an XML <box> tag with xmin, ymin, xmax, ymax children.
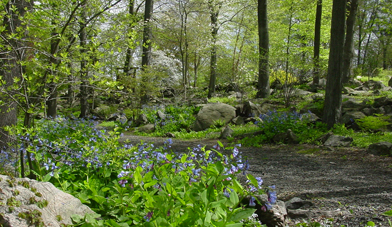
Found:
<box><xmin>119</xmin><ymin>135</ymin><xmax>392</xmax><ymax>227</ymax></box>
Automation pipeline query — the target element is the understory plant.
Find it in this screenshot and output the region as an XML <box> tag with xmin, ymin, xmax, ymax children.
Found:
<box><xmin>0</xmin><ymin>117</ymin><xmax>275</xmax><ymax>226</ymax></box>
<box><xmin>137</xmin><ymin>104</ymin><xmax>201</xmax><ymax>136</ymax></box>
<box><xmin>240</xmin><ymin>110</ymin><xmax>327</xmax><ymax>146</ymax></box>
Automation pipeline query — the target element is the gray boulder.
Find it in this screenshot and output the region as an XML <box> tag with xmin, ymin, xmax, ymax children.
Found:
<box><xmin>373</xmin><ymin>96</ymin><xmax>392</xmax><ymax>108</ymax></box>
<box><xmin>363</xmin><ymin>80</ymin><xmax>386</xmax><ymax>90</ymax></box>
<box><xmin>192</xmin><ymin>103</ymin><xmax>236</xmax><ymax>131</ymax></box>
<box><xmin>341</xmin><ymin>111</ymin><xmax>366</xmax><ymax>125</ymax></box>
<box><xmin>0</xmin><ymin>174</ymin><xmax>96</xmax><ymax>227</ymax></box>
<box><xmin>254</xmin><ymin>194</ymin><xmax>287</xmax><ymax>227</ymax></box>
<box><xmin>135</xmin><ymin>113</ymin><xmax>149</xmax><ymax>126</ymax></box>
<box><xmin>137</xmin><ymin>123</ymin><xmax>155</xmax><ymax>133</ymax></box>
<box><xmin>156</xmin><ymin>110</ymin><xmax>166</xmax><ymax>120</ymax></box>
<box><xmin>242</xmin><ymin>101</ymin><xmax>262</xmax><ymax>118</ymax></box>
<box><xmin>220</xmin><ymin>125</ymin><xmax>233</xmax><ymax>139</ymax></box>
<box><xmin>367</xmin><ymin>142</ymin><xmax>392</xmax><ymax>156</ymax></box>
<box><xmin>272</xmin><ymin>129</ymin><xmax>299</xmax><ymax>144</ymax></box>
<box><xmin>324</xmin><ymin>135</ymin><xmax>353</xmax><ymax>147</ymax></box>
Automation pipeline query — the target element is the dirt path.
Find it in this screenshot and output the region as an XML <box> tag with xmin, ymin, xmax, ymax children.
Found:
<box><xmin>119</xmin><ymin>135</ymin><xmax>392</xmax><ymax>226</ymax></box>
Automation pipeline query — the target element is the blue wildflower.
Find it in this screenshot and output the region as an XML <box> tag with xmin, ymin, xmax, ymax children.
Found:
<box><xmin>249</xmin><ymin>196</ymin><xmax>256</xmax><ymax>207</ymax></box>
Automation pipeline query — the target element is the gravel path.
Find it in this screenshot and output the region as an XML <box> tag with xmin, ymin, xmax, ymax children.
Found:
<box><xmin>119</xmin><ymin>135</ymin><xmax>392</xmax><ymax>226</ymax></box>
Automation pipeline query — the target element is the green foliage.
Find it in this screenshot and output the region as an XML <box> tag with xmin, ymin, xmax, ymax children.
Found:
<box><xmin>137</xmin><ymin>105</ymin><xmax>201</xmax><ymax>136</ymax></box>
<box><xmin>356</xmin><ymin>114</ymin><xmax>391</xmax><ymax>132</ymax></box>
<box><xmin>2</xmin><ymin>118</ymin><xmax>274</xmax><ymax>226</ymax></box>
<box><xmin>332</xmin><ymin>124</ymin><xmax>392</xmax><ymax>148</ymax></box>
<box><xmin>208</xmin><ymin>96</ymin><xmax>238</xmax><ymax>105</ymax></box>
<box><xmin>270</xmin><ymin>70</ymin><xmax>297</xmax><ymax>85</ymax></box>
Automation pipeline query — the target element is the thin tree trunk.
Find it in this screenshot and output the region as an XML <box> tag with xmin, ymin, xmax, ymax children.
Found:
<box><xmin>123</xmin><ymin>0</ymin><xmax>135</xmax><ymax>82</ymax></box>
<box><xmin>342</xmin><ymin>0</ymin><xmax>358</xmax><ymax>84</ymax></box>
<box><xmin>79</xmin><ymin>5</ymin><xmax>89</xmax><ymax>118</ymax></box>
<box><xmin>256</xmin><ymin>0</ymin><xmax>270</xmax><ymax>98</ymax></box>
<box><xmin>323</xmin><ymin>0</ymin><xmax>347</xmax><ymax>129</ymax></box>
<box><xmin>313</xmin><ymin>0</ymin><xmax>322</xmax><ymax>88</ymax></box>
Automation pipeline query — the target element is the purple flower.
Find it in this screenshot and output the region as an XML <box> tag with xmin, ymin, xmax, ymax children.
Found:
<box><xmin>118</xmin><ymin>179</ymin><xmax>128</xmax><ymax>187</ymax></box>
<box><xmin>144</xmin><ymin>211</ymin><xmax>153</xmax><ymax>222</ymax></box>
<box><xmin>249</xmin><ymin>196</ymin><xmax>256</xmax><ymax>207</ymax></box>
<box><xmin>256</xmin><ymin>177</ymin><xmax>263</xmax><ymax>188</ymax></box>
<box><xmin>268</xmin><ymin>191</ymin><xmax>277</xmax><ymax>204</ymax></box>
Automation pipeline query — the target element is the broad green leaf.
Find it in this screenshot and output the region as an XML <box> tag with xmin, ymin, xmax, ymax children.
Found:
<box><xmin>201</xmin><ymin>189</ymin><xmax>208</xmax><ymax>206</ymax></box>
<box><xmin>229</xmin><ymin>190</ymin><xmax>239</xmax><ymax>206</ymax></box>
<box><xmin>229</xmin><ymin>208</ymin><xmax>256</xmax><ymax>222</ymax></box>
<box><xmin>134</xmin><ymin>166</ymin><xmax>142</xmax><ymax>184</ymax></box>
<box><xmin>247</xmin><ymin>174</ymin><xmax>259</xmax><ymax>188</ymax></box>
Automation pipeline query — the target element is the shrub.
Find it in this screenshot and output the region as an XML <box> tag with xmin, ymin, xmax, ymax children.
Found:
<box><xmin>270</xmin><ymin>70</ymin><xmax>297</xmax><ymax>85</ymax></box>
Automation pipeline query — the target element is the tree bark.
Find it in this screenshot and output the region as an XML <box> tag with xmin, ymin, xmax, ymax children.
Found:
<box><xmin>140</xmin><ymin>0</ymin><xmax>153</xmax><ymax>104</ymax></box>
<box><xmin>0</xmin><ymin>0</ymin><xmax>32</xmax><ymax>148</ymax></box>
<box><xmin>323</xmin><ymin>0</ymin><xmax>347</xmax><ymax>129</ymax></box>
<box><xmin>313</xmin><ymin>0</ymin><xmax>322</xmax><ymax>88</ymax></box>
<box><xmin>141</xmin><ymin>0</ymin><xmax>153</xmax><ymax>68</ymax></box>
<box><xmin>123</xmin><ymin>0</ymin><xmax>135</xmax><ymax>81</ymax></box>
<box><xmin>342</xmin><ymin>0</ymin><xmax>358</xmax><ymax>84</ymax></box>
<box><xmin>208</xmin><ymin>0</ymin><xmax>219</xmax><ymax>99</ymax></box>
<box><xmin>256</xmin><ymin>0</ymin><xmax>270</xmax><ymax>98</ymax></box>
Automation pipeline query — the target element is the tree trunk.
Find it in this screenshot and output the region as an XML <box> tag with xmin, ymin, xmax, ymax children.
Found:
<box><xmin>0</xmin><ymin>0</ymin><xmax>32</xmax><ymax>149</ymax></box>
<box><xmin>140</xmin><ymin>0</ymin><xmax>153</xmax><ymax>104</ymax></box>
<box><xmin>313</xmin><ymin>0</ymin><xmax>322</xmax><ymax>88</ymax></box>
<box><xmin>79</xmin><ymin>5</ymin><xmax>89</xmax><ymax>118</ymax></box>
<box><xmin>123</xmin><ymin>0</ymin><xmax>135</xmax><ymax>82</ymax></box>
<box><xmin>141</xmin><ymin>0</ymin><xmax>153</xmax><ymax>68</ymax></box>
<box><xmin>208</xmin><ymin>0</ymin><xmax>219</xmax><ymax>99</ymax></box>
<box><xmin>256</xmin><ymin>0</ymin><xmax>270</xmax><ymax>98</ymax></box>
<box><xmin>342</xmin><ymin>0</ymin><xmax>358</xmax><ymax>84</ymax></box>
<box><xmin>323</xmin><ymin>0</ymin><xmax>347</xmax><ymax>129</ymax></box>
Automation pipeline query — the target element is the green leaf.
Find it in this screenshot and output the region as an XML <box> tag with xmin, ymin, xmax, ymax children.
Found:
<box><xmin>225</xmin><ymin>224</ymin><xmax>243</xmax><ymax>227</ymax></box>
<box><xmin>247</xmin><ymin>174</ymin><xmax>259</xmax><ymax>188</ymax></box>
<box><xmin>144</xmin><ymin>180</ymin><xmax>158</xmax><ymax>189</ymax></box>
<box><xmin>42</xmin><ymin>173</ymin><xmax>52</xmax><ymax>182</ymax></box>
<box><xmin>201</xmin><ymin>189</ymin><xmax>208</xmax><ymax>206</ymax></box>
<box><xmin>134</xmin><ymin>166</ymin><xmax>142</xmax><ymax>184</ymax></box>
<box><xmin>366</xmin><ymin>221</ymin><xmax>375</xmax><ymax>226</ymax></box>
<box><xmin>204</xmin><ymin>211</ymin><xmax>212</xmax><ymax>225</ymax></box>
<box><xmin>229</xmin><ymin>208</ymin><xmax>256</xmax><ymax>222</ymax></box>
<box><xmin>229</xmin><ymin>190</ymin><xmax>239</xmax><ymax>206</ymax></box>
<box><xmin>383</xmin><ymin>210</ymin><xmax>392</xmax><ymax>216</ymax></box>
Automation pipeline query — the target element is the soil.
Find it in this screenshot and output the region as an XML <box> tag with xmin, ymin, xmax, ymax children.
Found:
<box><xmin>119</xmin><ymin>135</ymin><xmax>392</xmax><ymax>227</ymax></box>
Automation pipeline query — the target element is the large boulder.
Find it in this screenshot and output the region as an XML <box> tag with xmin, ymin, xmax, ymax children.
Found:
<box><xmin>367</xmin><ymin>142</ymin><xmax>392</xmax><ymax>156</ymax></box>
<box><xmin>192</xmin><ymin>103</ymin><xmax>236</xmax><ymax>131</ymax></box>
<box><xmin>0</xmin><ymin>174</ymin><xmax>96</xmax><ymax>227</ymax></box>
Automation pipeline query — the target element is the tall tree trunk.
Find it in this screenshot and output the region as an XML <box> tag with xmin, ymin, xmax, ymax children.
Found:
<box><xmin>342</xmin><ymin>0</ymin><xmax>358</xmax><ymax>84</ymax></box>
<box><xmin>140</xmin><ymin>0</ymin><xmax>153</xmax><ymax>104</ymax></box>
<box><xmin>323</xmin><ymin>0</ymin><xmax>347</xmax><ymax>129</ymax></box>
<box><xmin>141</xmin><ymin>0</ymin><xmax>153</xmax><ymax>68</ymax></box>
<box><xmin>256</xmin><ymin>0</ymin><xmax>270</xmax><ymax>98</ymax></box>
<box><xmin>123</xmin><ymin>0</ymin><xmax>135</xmax><ymax>82</ymax></box>
<box><xmin>313</xmin><ymin>0</ymin><xmax>322</xmax><ymax>88</ymax></box>
<box><xmin>46</xmin><ymin>23</ymin><xmax>60</xmax><ymax>118</ymax></box>
<box><xmin>208</xmin><ymin>0</ymin><xmax>219</xmax><ymax>99</ymax></box>
<box><xmin>0</xmin><ymin>0</ymin><xmax>33</xmax><ymax>177</ymax></box>
<box><xmin>79</xmin><ymin>5</ymin><xmax>89</xmax><ymax>118</ymax></box>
